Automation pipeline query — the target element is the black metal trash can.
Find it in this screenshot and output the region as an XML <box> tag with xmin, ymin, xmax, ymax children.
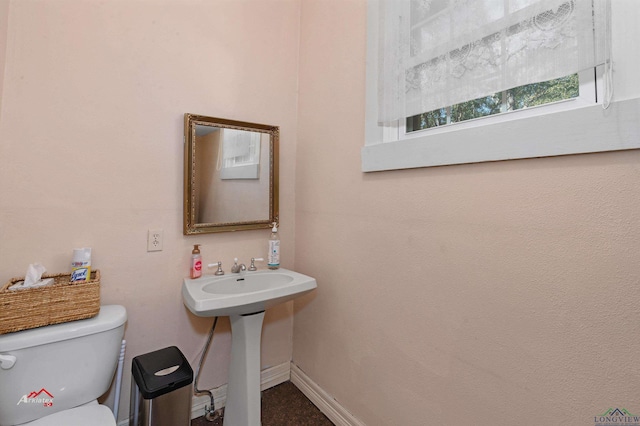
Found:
<box><xmin>129</xmin><ymin>346</ymin><xmax>193</xmax><ymax>426</ymax></box>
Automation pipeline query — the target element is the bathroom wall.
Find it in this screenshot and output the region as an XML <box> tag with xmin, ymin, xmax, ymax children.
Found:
<box><xmin>3</xmin><ymin>1</ymin><xmax>640</xmax><ymax>425</ymax></box>
<box><xmin>0</xmin><ymin>0</ymin><xmax>300</xmax><ymax>422</ymax></box>
<box><xmin>293</xmin><ymin>1</ymin><xmax>640</xmax><ymax>425</ymax></box>
<box><xmin>0</xmin><ymin>0</ymin><xmax>8</xmax><ymax>115</ymax></box>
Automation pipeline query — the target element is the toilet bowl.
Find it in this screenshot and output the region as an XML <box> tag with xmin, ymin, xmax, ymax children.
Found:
<box><xmin>0</xmin><ymin>305</ymin><xmax>127</xmax><ymax>426</ymax></box>
<box><xmin>26</xmin><ymin>403</ymin><xmax>116</xmax><ymax>426</ymax></box>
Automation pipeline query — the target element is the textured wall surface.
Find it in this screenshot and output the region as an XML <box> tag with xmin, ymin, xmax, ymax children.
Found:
<box><xmin>293</xmin><ymin>1</ymin><xmax>640</xmax><ymax>425</ymax></box>
<box><xmin>0</xmin><ymin>0</ymin><xmax>300</xmax><ymax>421</ymax></box>
<box><xmin>2</xmin><ymin>1</ymin><xmax>640</xmax><ymax>425</ymax></box>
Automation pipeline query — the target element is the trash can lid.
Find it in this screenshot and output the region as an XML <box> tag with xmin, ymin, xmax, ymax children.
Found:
<box><xmin>132</xmin><ymin>346</ymin><xmax>194</xmax><ymax>399</ymax></box>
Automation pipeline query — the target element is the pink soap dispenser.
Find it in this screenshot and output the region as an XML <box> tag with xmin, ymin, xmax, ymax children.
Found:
<box><xmin>190</xmin><ymin>244</ymin><xmax>202</xmax><ymax>278</ymax></box>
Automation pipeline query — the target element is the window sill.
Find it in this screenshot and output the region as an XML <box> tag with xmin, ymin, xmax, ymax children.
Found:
<box><xmin>361</xmin><ymin>97</ymin><xmax>640</xmax><ymax>172</ymax></box>
<box><xmin>220</xmin><ymin>164</ymin><xmax>260</xmax><ymax>180</ymax></box>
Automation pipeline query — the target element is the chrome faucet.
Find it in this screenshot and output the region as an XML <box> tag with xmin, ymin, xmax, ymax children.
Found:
<box><xmin>231</xmin><ymin>258</ymin><xmax>246</xmax><ymax>274</ymax></box>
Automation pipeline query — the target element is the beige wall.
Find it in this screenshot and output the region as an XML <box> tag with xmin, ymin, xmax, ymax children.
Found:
<box><xmin>0</xmin><ymin>0</ymin><xmax>8</xmax><ymax>115</ymax></box>
<box><xmin>3</xmin><ymin>1</ymin><xmax>640</xmax><ymax>425</ymax></box>
<box><xmin>0</xmin><ymin>0</ymin><xmax>300</xmax><ymax>422</ymax></box>
<box><xmin>294</xmin><ymin>1</ymin><xmax>640</xmax><ymax>426</ymax></box>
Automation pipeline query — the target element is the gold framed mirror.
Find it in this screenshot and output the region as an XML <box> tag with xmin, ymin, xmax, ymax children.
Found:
<box><xmin>184</xmin><ymin>114</ymin><xmax>279</xmax><ymax>234</ymax></box>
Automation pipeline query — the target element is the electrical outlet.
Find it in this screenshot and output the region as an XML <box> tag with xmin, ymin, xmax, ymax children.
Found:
<box><xmin>147</xmin><ymin>229</ymin><xmax>163</xmax><ymax>252</ymax></box>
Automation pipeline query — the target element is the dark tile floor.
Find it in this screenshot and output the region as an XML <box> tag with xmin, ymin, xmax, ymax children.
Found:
<box><xmin>191</xmin><ymin>381</ymin><xmax>334</xmax><ymax>426</ymax></box>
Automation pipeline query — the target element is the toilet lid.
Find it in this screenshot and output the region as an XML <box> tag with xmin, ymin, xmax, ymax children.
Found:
<box><xmin>27</xmin><ymin>404</ymin><xmax>116</xmax><ymax>426</ymax></box>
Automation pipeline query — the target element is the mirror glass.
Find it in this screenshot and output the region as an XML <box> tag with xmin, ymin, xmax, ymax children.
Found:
<box><xmin>184</xmin><ymin>114</ymin><xmax>279</xmax><ymax>234</ymax></box>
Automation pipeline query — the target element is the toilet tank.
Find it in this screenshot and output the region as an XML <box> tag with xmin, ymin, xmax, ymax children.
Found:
<box><xmin>0</xmin><ymin>305</ymin><xmax>127</xmax><ymax>426</ymax></box>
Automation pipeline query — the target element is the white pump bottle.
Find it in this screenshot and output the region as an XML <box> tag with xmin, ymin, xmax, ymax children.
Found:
<box><xmin>268</xmin><ymin>223</ymin><xmax>280</xmax><ymax>270</ymax></box>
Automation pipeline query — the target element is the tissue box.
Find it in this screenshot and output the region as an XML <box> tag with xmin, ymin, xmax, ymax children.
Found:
<box><xmin>0</xmin><ymin>270</ymin><xmax>100</xmax><ymax>334</ymax></box>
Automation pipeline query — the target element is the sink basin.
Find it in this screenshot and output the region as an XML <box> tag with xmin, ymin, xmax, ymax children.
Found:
<box><xmin>182</xmin><ymin>268</ymin><xmax>317</xmax><ymax>317</ymax></box>
<box><xmin>182</xmin><ymin>268</ymin><xmax>317</xmax><ymax>425</ymax></box>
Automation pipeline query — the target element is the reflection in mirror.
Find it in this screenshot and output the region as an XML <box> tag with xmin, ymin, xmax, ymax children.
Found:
<box><xmin>184</xmin><ymin>114</ymin><xmax>279</xmax><ymax>234</ymax></box>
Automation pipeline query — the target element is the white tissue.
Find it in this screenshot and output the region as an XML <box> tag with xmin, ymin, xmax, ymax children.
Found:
<box><xmin>25</xmin><ymin>263</ymin><xmax>46</xmax><ymax>286</ymax></box>
<box><xmin>8</xmin><ymin>263</ymin><xmax>54</xmax><ymax>291</ymax></box>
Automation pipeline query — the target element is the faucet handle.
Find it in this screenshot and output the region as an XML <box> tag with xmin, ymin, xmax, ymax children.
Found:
<box><xmin>208</xmin><ymin>261</ymin><xmax>225</xmax><ymax>276</ymax></box>
<box><xmin>248</xmin><ymin>258</ymin><xmax>264</xmax><ymax>271</ymax></box>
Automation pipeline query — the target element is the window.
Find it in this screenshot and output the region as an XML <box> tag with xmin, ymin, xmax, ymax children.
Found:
<box><xmin>218</xmin><ymin>128</ymin><xmax>262</xmax><ymax>180</ymax></box>
<box><xmin>406</xmin><ymin>73</ymin><xmax>580</xmax><ymax>132</ymax></box>
<box><xmin>361</xmin><ymin>0</ymin><xmax>635</xmax><ymax>172</ymax></box>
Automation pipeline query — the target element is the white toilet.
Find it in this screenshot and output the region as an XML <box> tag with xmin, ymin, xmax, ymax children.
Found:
<box><xmin>0</xmin><ymin>305</ymin><xmax>127</xmax><ymax>426</ymax></box>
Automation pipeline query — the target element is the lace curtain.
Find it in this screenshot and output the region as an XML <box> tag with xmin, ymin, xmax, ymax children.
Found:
<box><xmin>377</xmin><ymin>0</ymin><xmax>611</xmax><ymax>123</ymax></box>
<box><xmin>219</xmin><ymin>128</ymin><xmax>261</xmax><ymax>169</ymax></box>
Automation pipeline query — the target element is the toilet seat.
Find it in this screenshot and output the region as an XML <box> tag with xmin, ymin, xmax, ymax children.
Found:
<box><xmin>26</xmin><ymin>404</ymin><xmax>116</xmax><ymax>426</ymax></box>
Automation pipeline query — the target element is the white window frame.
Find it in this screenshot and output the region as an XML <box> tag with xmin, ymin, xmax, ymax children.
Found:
<box><xmin>363</xmin><ymin>0</ymin><xmax>640</xmax><ymax>172</ymax></box>
<box><xmin>399</xmin><ymin>68</ymin><xmax>597</xmax><ymax>140</ymax></box>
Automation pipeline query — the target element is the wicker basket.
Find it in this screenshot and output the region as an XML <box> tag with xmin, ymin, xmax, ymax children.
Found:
<box><xmin>0</xmin><ymin>270</ymin><xmax>100</xmax><ymax>334</ymax></box>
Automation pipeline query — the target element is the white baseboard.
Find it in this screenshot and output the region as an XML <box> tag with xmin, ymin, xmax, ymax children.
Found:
<box><xmin>290</xmin><ymin>362</ymin><xmax>366</xmax><ymax>426</ymax></box>
<box><xmin>119</xmin><ymin>361</ymin><xmax>365</xmax><ymax>426</ymax></box>
<box><xmin>117</xmin><ymin>361</ymin><xmax>290</xmax><ymax>426</ymax></box>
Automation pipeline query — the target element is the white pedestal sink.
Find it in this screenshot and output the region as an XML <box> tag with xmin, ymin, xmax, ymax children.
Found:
<box><xmin>182</xmin><ymin>268</ymin><xmax>317</xmax><ymax>426</ymax></box>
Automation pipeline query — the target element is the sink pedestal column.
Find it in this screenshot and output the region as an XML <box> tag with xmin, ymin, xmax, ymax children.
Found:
<box><xmin>224</xmin><ymin>311</ymin><xmax>265</xmax><ymax>426</ymax></box>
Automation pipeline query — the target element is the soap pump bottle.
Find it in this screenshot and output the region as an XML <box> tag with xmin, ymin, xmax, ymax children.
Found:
<box><xmin>191</xmin><ymin>244</ymin><xmax>202</xmax><ymax>279</ymax></box>
<box><xmin>268</xmin><ymin>223</ymin><xmax>280</xmax><ymax>270</ymax></box>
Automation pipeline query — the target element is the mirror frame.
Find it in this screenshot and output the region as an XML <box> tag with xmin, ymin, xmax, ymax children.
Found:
<box><xmin>183</xmin><ymin>113</ymin><xmax>279</xmax><ymax>234</ymax></box>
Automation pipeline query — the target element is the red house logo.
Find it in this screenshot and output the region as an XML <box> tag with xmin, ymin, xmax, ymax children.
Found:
<box><xmin>17</xmin><ymin>388</ymin><xmax>54</xmax><ymax>407</ymax></box>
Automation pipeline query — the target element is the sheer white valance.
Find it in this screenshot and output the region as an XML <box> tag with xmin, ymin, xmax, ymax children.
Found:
<box><xmin>377</xmin><ymin>0</ymin><xmax>611</xmax><ymax>123</ymax></box>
